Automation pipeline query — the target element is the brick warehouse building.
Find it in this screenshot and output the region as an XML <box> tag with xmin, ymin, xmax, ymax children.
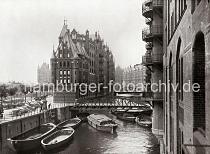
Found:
<box><xmin>141</xmin><ymin>0</ymin><xmax>164</xmax><ymax>152</ymax></box>
<box><xmin>163</xmin><ymin>0</ymin><xmax>210</xmax><ymax>154</ymax></box>
<box><xmin>123</xmin><ymin>64</ymin><xmax>146</xmax><ymax>89</ymax></box>
<box><xmin>51</xmin><ymin>23</ymin><xmax>115</xmax><ymax>103</ymax></box>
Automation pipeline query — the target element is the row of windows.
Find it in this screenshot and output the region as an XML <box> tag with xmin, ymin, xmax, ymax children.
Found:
<box><xmin>167</xmin><ymin>0</ymin><xmax>187</xmax><ymax>43</ymax></box>
<box><xmin>57</xmin><ymin>79</ymin><xmax>75</xmax><ymax>84</ymax></box>
<box><xmin>90</xmin><ymin>60</ymin><xmax>95</xmax><ymax>74</ymax></box>
<box><xmin>60</xmin><ymin>70</ymin><xmax>71</xmax><ymax>75</ymax></box>
<box><xmin>59</xmin><ymin>76</ymin><xmax>71</xmax><ymax>79</ymax></box>
<box><xmin>59</xmin><ymin>53</ymin><xmax>70</xmax><ymax>58</ymax></box>
<box><xmin>88</xmin><ymin>50</ymin><xmax>95</xmax><ymax>58</ymax></box>
<box><xmin>59</xmin><ymin>61</ymin><xmax>75</xmax><ymax>68</ymax></box>
<box><xmin>90</xmin><ymin>60</ymin><xmax>95</xmax><ymax>66</ymax></box>
<box><xmin>59</xmin><ymin>61</ymin><xmax>89</xmax><ymax>70</ymax></box>
<box><xmin>165</xmin><ymin>61</ymin><xmax>184</xmax><ymax>102</ymax></box>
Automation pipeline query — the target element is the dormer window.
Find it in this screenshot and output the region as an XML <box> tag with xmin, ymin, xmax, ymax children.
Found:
<box><xmin>72</xmin><ymin>33</ymin><xmax>76</xmax><ymax>39</ymax></box>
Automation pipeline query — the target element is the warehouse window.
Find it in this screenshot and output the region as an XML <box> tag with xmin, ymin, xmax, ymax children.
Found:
<box><xmin>180</xmin><ymin>57</ymin><xmax>183</xmax><ymax>100</ymax></box>
<box><xmin>193</xmin><ymin>32</ymin><xmax>205</xmax><ymax>132</ymax></box>
<box><xmin>176</xmin><ymin>38</ymin><xmax>181</xmax><ymax>100</ymax></box>
<box><xmin>169</xmin><ymin>53</ymin><xmax>173</xmax><ymax>112</ymax></box>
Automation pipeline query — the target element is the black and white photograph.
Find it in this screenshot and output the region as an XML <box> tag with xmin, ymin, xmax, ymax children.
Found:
<box><xmin>0</xmin><ymin>0</ymin><xmax>210</xmax><ymax>154</ymax></box>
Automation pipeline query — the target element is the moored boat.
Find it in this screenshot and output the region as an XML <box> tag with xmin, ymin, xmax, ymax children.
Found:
<box><xmin>7</xmin><ymin>123</ymin><xmax>56</xmax><ymax>152</ymax></box>
<box><xmin>56</xmin><ymin>117</ymin><xmax>81</xmax><ymax>129</ymax></box>
<box><xmin>111</xmin><ymin>108</ymin><xmax>128</xmax><ymax>116</ymax></box>
<box><xmin>87</xmin><ymin>114</ymin><xmax>118</xmax><ymax>134</ymax></box>
<box><xmin>115</xmin><ymin>113</ymin><xmax>136</xmax><ymax>122</ymax></box>
<box><xmin>41</xmin><ymin>128</ymin><xmax>74</xmax><ymax>151</ymax></box>
<box><xmin>135</xmin><ymin>116</ymin><xmax>152</xmax><ymax>128</ymax></box>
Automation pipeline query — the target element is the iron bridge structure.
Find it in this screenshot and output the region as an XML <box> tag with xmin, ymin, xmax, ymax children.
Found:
<box><xmin>71</xmin><ymin>93</ymin><xmax>161</xmax><ymax>110</ymax></box>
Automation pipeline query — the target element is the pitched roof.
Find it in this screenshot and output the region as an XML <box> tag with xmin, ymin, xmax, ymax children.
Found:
<box><xmin>55</xmin><ymin>24</ymin><xmax>88</xmax><ymax>59</ymax></box>
<box><xmin>75</xmin><ymin>42</ymin><xmax>88</xmax><ymax>57</ymax></box>
<box><xmin>59</xmin><ymin>24</ymin><xmax>68</xmax><ymax>38</ymax></box>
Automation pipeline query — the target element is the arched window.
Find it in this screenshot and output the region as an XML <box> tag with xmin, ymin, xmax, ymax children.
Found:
<box><xmin>176</xmin><ymin>38</ymin><xmax>182</xmax><ymax>100</ymax></box>
<box><xmin>193</xmin><ymin>32</ymin><xmax>205</xmax><ymax>132</ymax></box>
<box><xmin>176</xmin><ymin>37</ymin><xmax>183</xmax><ymax>154</ymax></box>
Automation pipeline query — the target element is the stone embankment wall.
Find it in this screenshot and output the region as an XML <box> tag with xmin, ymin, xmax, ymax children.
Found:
<box><xmin>0</xmin><ymin>106</ymin><xmax>78</xmax><ymax>154</ymax></box>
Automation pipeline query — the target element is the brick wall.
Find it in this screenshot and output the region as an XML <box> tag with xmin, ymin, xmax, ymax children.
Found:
<box><xmin>164</xmin><ymin>0</ymin><xmax>210</xmax><ymax>153</ymax></box>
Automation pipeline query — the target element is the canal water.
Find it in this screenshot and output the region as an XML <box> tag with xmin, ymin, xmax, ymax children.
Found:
<box><xmin>12</xmin><ymin>113</ymin><xmax>159</xmax><ymax>154</ymax></box>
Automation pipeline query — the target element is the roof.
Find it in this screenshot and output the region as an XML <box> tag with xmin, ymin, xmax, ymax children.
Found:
<box><xmin>59</xmin><ymin>24</ymin><xmax>68</xmax><ymax>38</ymax></box>
<box><xmin>89</xmin><ymin>114</ymin><xmax>112</xmax><ymax>123</ymax></box>
<box><xmin>75</xmin><ymin>42</ymin><xmax>88</xmax><ymax>57</ymax></box>
<box><xmin>55</xmin><ymin>24</ymin><xmax>88</xmax><ymax>59</ymax></box>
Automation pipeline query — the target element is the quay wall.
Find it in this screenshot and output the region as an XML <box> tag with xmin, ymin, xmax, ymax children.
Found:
<box><xmin>0</xmin><ymin>106</ymin><xmax>78</xmax><ymax>154</ymax></box>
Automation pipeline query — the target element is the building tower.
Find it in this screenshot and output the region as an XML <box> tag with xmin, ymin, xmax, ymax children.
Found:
<box><xmin>37</xmin><ymin>63</ymin><xmax>51</xmax><ymax>84</ymax></box>
<box><xmin>141</xmin><ymin>0</ymin><xmax>164</xmax><ymax>152</ymax></box>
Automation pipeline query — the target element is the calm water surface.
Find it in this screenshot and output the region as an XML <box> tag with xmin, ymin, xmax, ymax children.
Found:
<box><xmin>15</xmin><ymin>113</ymin><xmax>159</xmax><ymax>154</ymax></box>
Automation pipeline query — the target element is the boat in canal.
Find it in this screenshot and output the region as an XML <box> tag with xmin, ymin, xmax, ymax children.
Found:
<box><xmin>135</xmin><ymin>116</ymin><xmax>152</xmax><ymax>128</ymax></box>
<box><xmin>87</xmin><ymin>114</ymin><xmax>118</xmax><ymax>134</ymax></box>
<box><xmin>56</xmin><ymin>117</ymin><xmax>81</xmax><ymax>129</ymax></box>
<box><xmin>7</xmin><ymin>123</ymin><xmax>56</xmax><ymax>152</ymax></box>
<box><xmin>115</xmin><ymin>113</ymin><xmax>136</xmax><ymax>122</ymax></box>
<box><xmin>111</xmin><ymin>108</ymin><xmax>128</xmax><ymax>116</ymax></box>
<box><xmin>41</xmin><ymin>127</ymin><xmax>74</xmax><ymax>151</ymax></box>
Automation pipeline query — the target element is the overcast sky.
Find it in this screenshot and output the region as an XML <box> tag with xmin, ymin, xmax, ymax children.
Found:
<box><xmin>0</xmin><ymin>0</ymin><xmax>146</xmax><ymax>83</ymax></box>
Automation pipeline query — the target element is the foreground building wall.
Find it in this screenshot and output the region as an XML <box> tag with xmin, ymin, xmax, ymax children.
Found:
<box><xmin>163</xmin><ymin>0</ymin><xmax>210</xmax><ymax>153</ymax></box>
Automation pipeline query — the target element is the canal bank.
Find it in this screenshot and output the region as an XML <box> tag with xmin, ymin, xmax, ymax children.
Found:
<box><xmin>0</xmin><ymin>106</ymin><xmax>79</xmax><ymax>154</ymax></box>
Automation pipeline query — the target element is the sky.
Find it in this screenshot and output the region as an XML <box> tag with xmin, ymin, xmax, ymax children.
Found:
<box><xmin>0</xmin><ymin>0</ymin><xmax>146</xmax><ymax>83</ymax></box>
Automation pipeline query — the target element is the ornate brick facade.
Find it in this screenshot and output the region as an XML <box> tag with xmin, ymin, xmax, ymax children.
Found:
<box><xmin>51</xmin><ymin>23</ymin><xmax>115</xmax><ymax>103</ymax></box>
